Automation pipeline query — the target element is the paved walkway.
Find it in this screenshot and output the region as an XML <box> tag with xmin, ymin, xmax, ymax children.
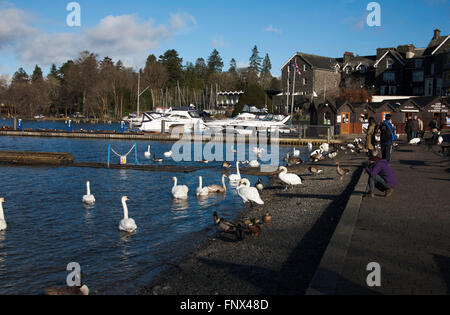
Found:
<box><xmin>335</xmin><ymin>142</ymin><xmax>450</xmax><ymax>295</ymax></box>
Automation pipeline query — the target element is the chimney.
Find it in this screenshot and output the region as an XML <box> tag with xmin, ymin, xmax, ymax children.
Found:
<box><xmin>343</xmin><ymin>51</ymin><xmax>354</xmax><ymax>63</ymax></box>
<box><xmin>433</xmin><ymin>29</ymin><xmax>441</xmax><ymax>40</ymax></box>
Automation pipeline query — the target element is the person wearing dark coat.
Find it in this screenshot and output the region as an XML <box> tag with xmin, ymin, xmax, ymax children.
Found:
<box><xmin>405</xmin><ymin>118</ymin><xmax>413</xmax><ymax>143</ymax></box>
<box><xmin>379</xmin><ymin>115</ymin><xmax>396</xmax><ymax>162</ymax></box>
<box><xmin>364</xmin><ymin>156</ymin><xmax>397</xmax><ymax>198</ymax></box>
<box><xmin>411</xmin><ymin>116</ymin><xmax>419</xmax><ymax>140</ymax></box>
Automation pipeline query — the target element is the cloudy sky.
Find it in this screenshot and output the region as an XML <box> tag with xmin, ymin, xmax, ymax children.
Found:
<box><xmin>0</xmin><ymin>0</ymin><xmax>449</xmax><ymax>78</ymax></box>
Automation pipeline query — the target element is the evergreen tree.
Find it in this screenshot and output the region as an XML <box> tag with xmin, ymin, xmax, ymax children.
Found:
<box><xmin>207</xmin><ymin>49</ymin><xmax>224</xmax><ymax>74</ymax></box>
<box><xmin>159</xmin><ymin>49</ymin><xmax>183</xmax><ymax>87</ymax></box>
<box><xmin>249</xmin><ymin>45</ymin><xmax>263</xmax><ymax>74</ymax></box>
<box><xmin>31</xmin><ymin>65</ymin><xmax>44</xmax><ymax>83</ymax></box>
<box><xmin>195</xmin><ymin>58</ymin><xmax>207</xmax><ymax>79</ymax></box>
<box><xmin>48</xmin><ymin>64</ymin><xmax>60</xmax><ymax>80</ymax></box>
<box><xmin>12</xmin><ymin>67</ymin><xmax>29</xmax><ymax>84</ymax></box>
<box><xmin>233</xmin><ymin>83</ymin><xmax>273</xmax><ymax>116</ymax></box>
<box><xmin>229</xmin><ymin>58</ymin><xmax>237</xmax><ymax>73</ymax></box>
<box><xmin>261</xmin><ymin>54</ymin><xmax>272</xmax><ymax>75</ymax></box>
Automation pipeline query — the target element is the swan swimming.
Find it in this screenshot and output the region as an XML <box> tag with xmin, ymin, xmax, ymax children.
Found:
<box><xmin>144</xmin><ymin>145</ymin><xmax>151</xmax><ymax>159</ymax></box>
<box><xmin>196</xmin><ymin>176</ymin><xmax>209</xmax><ymax>197</ymax></box>
<box><xmin>172</xmin><ymin>177</ymin><xmax>189</xmax><ymax>199</ymax></box>
<box><xmin>208</xmin><ymin>174</ymin><xmax>227</xmax><ymax>193</ymax></box>
<box><xmin>164</xmin><ymin>151</ymin><xmax>173</xmax><ymax>158</ymax></box>
<box><xmin>119</xmin><ymin>196</ymin><xmax>137</xmax><ymax>233</ymax></box>
<box><xmin>0</xmin><ymin>198</ymin><xmax>7</xmax><ymax>231</ymax></box>
<box><xmin>278</xmin><ymin>166</ymin><xmax>303</xmax><ymax>189</ymax></box>
<box><xmin>248</xmin><ymin>160</ymin><xmax>260</xmax><ymax>168</ymax></box>
<box><xmin>307</xmin><ymin>143</ymin><xmax>313</xmax><ymax>152</ymax></box>
<box><xmin>293</xmin><ymin>148</ymin><xmax>301</xmax><ymax>157</ymax></box>
<box><xmin>228</xmin><ymin>162</ymin><xmax>242</xmax><ymax>182</ymax></box>
<box><xmin>237</xmin><ymin>179</ymin><xmax>264</xmax><ymax>205</ymax></box>
<box><xmin>82</xmin><ymin>181</ymin><xmax>95</xmax><ymax>205</ymax></box>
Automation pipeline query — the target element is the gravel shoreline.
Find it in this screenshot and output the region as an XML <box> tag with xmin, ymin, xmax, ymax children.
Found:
<box><xmin>140</xmin><ymin>153</ymin><xmax>366</xmax><ymax>295</ymax></box>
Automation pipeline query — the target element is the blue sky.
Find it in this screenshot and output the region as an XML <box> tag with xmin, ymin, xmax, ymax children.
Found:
<box><xmin>0</xmin><ymin>0</ymin><xmax>449</xmax><ymax>78</ymax></box>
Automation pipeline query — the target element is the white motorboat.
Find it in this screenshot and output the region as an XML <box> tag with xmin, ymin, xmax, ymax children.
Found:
<box><xmin>139</xmin><ymin>108</ymin><xmax>207</xmax><ymax>133</ymax></box>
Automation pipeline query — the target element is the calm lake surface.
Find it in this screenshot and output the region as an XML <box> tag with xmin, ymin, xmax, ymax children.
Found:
<box><xmin>0</xmin><ymin>121</ymin><xmax>308</xmax><ymax>295</ymax></box>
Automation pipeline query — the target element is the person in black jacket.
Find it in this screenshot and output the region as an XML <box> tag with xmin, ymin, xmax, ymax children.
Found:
<box><xmin>379</xmin><ymin>115</ymin><xmax>396</xmax><ymax>162</ymax></box>
<box><xmin>405</xmin><ymin>118</ymin><xmax>413</xmax><ymax>143</ymax></box>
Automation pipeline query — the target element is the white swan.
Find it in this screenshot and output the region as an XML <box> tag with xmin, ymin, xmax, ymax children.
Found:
<box><xmin>164</xmin><ymin>151</ymin><xmax>173</xmax><ymax>158</ymax></box>
<box><xmin>237</xmin><ymin>179</ymin><xmax>264</xmax><ymax>205</ymax></box>
<box><xmin>293</xmin><ymin>148</ymin><xmax>301</xmax><ymax>157</ymax></box>
<box><xmin>144</xmin><ymin>145</ymin><xmax>151</xmax><ymax>159</ymax></box>
<box><xmin>278</xmin><ymin>166</ymin><xmax>302</xmax><ymax>189</ymax></box>
<box><xmin>82</xmin><ymin>181</ymin><xmax>95</xmax><ymax>205</ymax></box>
<box><xmin>249</xmin><ymin>160</ymin><xmax>260</xmax><ymax>168</ymax></box>
<box><xmin>172</xmin><ymin>177</ymin><xmax>189</xmax><ymax>199</ymax></box>
<box><xmin>208</xmin><ymin>174</ymin><xmax>227</xmax><ymax>193</ymax></box>
<box><xmin>119</xmin><ymin>196</ymin><xmax>137</xmax><ymax>233</ymax></box>
<box><xmin>228</xmin><ymin>162</ymin><xmax>242</xmax><ymax>182</ymax></box>
<box><xmin>307</xmin><ymin>143</ymin><xmax>313</xmax><ymax>152</ymax></box>
<box><xmin>0</xmin><ymin>198</ymin><xmax>7</xmax><ymax>231</ymax></box>
<box><xmin>320</xmin><ymin>143</ymin><xmax>330</xmax><ymax>153</ymax></box>
<box><xmin>196</xmin><ymin>176</ymin><xmax>209</xmax><ymax>197</ymax></box>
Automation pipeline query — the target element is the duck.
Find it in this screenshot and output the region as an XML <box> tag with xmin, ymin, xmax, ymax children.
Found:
<box><xmin>164</xmin><ymin>151</ymin><xmax>173</xmax><ymax>158</ymax></box>
<box><xmin>208</xmin><ymin>174</ymin><xmax>227</xmax><ymax>193</ymax></box>
<box><xmin>144</xmin><ymin>145</ymin><xmax>151</xmax><ymax>159</ymax></box>
<box><xmin>237</xmin><ymin>179</ymin><xmax>264</xmax><ymax>206</ymax></box>
<box><xmin>234</xmin><ymin>224</ymin><xmax>245</xmax><ymax>243</ymax></box>
<box><xmin>119</xmin><ymin>196</ymin><xmax>137</xmax><ymax>233</ymax></box>
<box><xmin>82</xmin><ymin>181</ymin><xmax>95</xmax><ymax>205</ymax></box>
<box><xmin>244</xmin><ymin>219</ymin><xmax>261</xmax><ymax>237</ymax></box>
<box><xmin>293</xmin><ymin>148</ymin><xmax>301</xmax><ymax>157</ymax></box>
<box><xmin>255</xmin><ymin>179</ymin><xmax>264</xmax><ymax>192</ymax></box>
<box><xmin>309</xmin><ymin>166</ymin><xmax>324</xmax><ymax>175</ymax></box>
<box><xmin>172</xmin><ymin>177</ymin><xmax>189</xmax><ymax>199</ymax></box>
<box><xmin>153</xmin><ymin>153</ymin><xmax>163</xmax><ymax>163</ymax></box>
<box><xmin>196</xmin><ymin>176</ymin><xmax>209</xmax><ymax>197</ymax></box>
<box><xmin>278</xmin><ymin>166</ymin><xmax>303</xmax><ymax>190</ymax></box>
<box><xmin>336</xmin><ymin>162</ymin><xmax>350</xmax><ymax>181</ymax></box>
<box><xmin>44</xmin><ymin>284</ymin><xmax>89</xmax><ymax>296</ymax></box>
<box><xmin>222</xmin><ymin>161</ymin><xmax>232</xmax><ymax>169</ymax></box>
<box><xmin>286</xmin><ymin>153</ymin><xmax>304</xmax><ymax>166</ymax></box>
<box><xmin>262</xmin><ymin>211</ymin><xmax>272</xmax><ymax>225</ymax></box>
<box><xmin>213</xmin><ymin>212</ymin><xmax>235</xmax><ymax>233</ymax></box>
<box><xmin>0</xmin><ymin>198</ymin><xmax>7</xmax><ymax>231</ymax></box>
<box><xmin>248</xmin><ymin>160</ymin><xmax>260</xmax><ymax>168</ymax></box>
<box><xmin>228</xmin><ymin>162</ymin><xmax>242</xmax><ymax>182</ymax></box>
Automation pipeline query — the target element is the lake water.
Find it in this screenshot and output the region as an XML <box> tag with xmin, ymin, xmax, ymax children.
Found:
<box><xmin>0</xmin><ymin>123</ymin><xmax>308</xmax><ymax>295</ymax></box>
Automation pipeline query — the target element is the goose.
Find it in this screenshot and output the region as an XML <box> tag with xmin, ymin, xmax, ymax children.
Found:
<box><xmin>409</xmin><ymin>138</ymin><xmax>421</xmax><ymax>145</ymax></box>
<box><xmin>45</xmin><ymin>284</ymin><xmax>89</xmax><ymax>296</ymax></box>
<box><xmin>153</xmin><ymin>154</ymin><xmax>163</xmax><ymax>163</ymax></box>
<box><xmin>144</xmin><ymin>146</ymin><xmax>151</xmax><ymax>159</ymax></box>
<box><xmin>278</xmin><ymin>166</ymin><xmax>302</xmax><ymax>190</ymax></box>
<box><xmin>336</xmin><ymin>162</ymin><xmax>350</xmax><ymax>181</ymax></box>
<box><xmin>82</xmin><ymin>181</ymin><xmax>95</xmax><ymax>205</ymax></box>
<box><xmin>307</xmin><ymin>143</ymin><xmax>313</xmax><ymax>152</ymax></box>
<box><xmin>196</xmin><ymin>176</ymin><xmax>209</xmax><ymax>197</ymax></box>
<box><xmin>213</xmin><ymin>211</ymin><xmax>235</xmax><ymax>233</ymax></box>
<box><xmin>0</xmin><ymin>198</ymin><xmax>6</xmax><ymax>231</ymax></box>
<box><xmin>237</xmin><ymin>179</ymin><xmax>264</xmax><ymax>205</ymax></box>
<box><xmin>228</xmin><ymin>162</ymin><xmax>242</xmax><ymax>182</ymax></box>
<box><xmin>172</xmin><ymin>177</ymin><xmax>189</xmax><ymax>199</ymax></box>
<box><xmin>255</xmin><ymin>179</ymin><xmax>264</xmax><ymax>192</ymax></box>
<box><xmin>119</xmin><ymin>196</ymin><xmax>137</xmax><ymax>233</ymax></box>
<box><xmin>222</xmin><ymin>161</ymin><xmax>232</xmax><ymax>169</ymax></box>
<box><xmin>164</xmin><ymin>151</ymin><xmax>173</xmax><ymax>158</ymax></box>
<box><xmin>293</xmin><ymin>148</ymin><xmax>301</xmax><ymax>157</ymax></box>
<box><xmin>248</xmin><ymin>160</ymin><xmax>260</xmax><ymax>168</ymax></box>
<box><xmin>208</xmin><ymin>174</ymin><xmax>227</xmax><ymax>193</ymax></box>
<box><xmin>309</xmin><ymin>166</ymin><xmax>324</xmax><ymax>175</ymax></box>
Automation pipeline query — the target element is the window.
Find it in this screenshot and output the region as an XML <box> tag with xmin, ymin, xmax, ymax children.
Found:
<box><xmin>437</xmin><ymin>78</ymin><xmax>442</xmax><ymax>96</ymax></box>
<box><xmin>425</xmin><ymin>78</ymin><xmax>433</xmax><ymax>96</ymax></box>
<box><xmin>412</xmin><ymin>71</ymin><xmax>424</xmax><ymax>82</ymax></box>
<box><xmin>382</xmin><ymin>112</ymin><xmax>392</xmax><ymax>121</ymax></box>
<box><xmin>303</xmin><ymin>65</ymin><xmax>307</xmax><ymax>71</ymax></box>
<box><xmin>387</xmin><ymin>58</ymin><xmax>393</xmax><ymax>69</ymax></box>
<box><xmin>414</xmin><ymin>59</ymin><xmax>423</xmax><ymax>68</ymax></box>
<box><xmin>383</xmin><ymin>72</ymin><xmax>395</xmax><ymax>82</ymax></box>
<box><xmin>413</xmin><ymin>87</ymin><xmax>424</xmax><ymax>96</ymax></box>
<box><xmin>360</xmin><ymin>65</ymin><xmax>367</xmax><ymax>73</ymax></box>
<box><xmin>303</xmin><ymin>78</ymin><xmax>307</xmax><ymax>85</ymax></box>
<box><xmin>380</xmin><ymin>86</ymin><xmax>386</xmax><ymax>95</ymax></box>
<box><xmin>345</xmin><ymin>66</ymin><xmax>352</xmax><ymax>74</ymax></box>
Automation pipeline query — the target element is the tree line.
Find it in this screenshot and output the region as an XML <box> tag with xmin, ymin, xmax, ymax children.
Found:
<box><xmin>0</xmin><ymin>46</ymin><xmax>281</xmax><ymax>119</ymax></box>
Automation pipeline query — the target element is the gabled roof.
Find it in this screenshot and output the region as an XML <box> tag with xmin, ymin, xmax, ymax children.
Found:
<box><xmin>281</xmin><ymin>52</ymin><xmax>340</xmax><ymax>71</ymax></box>
<box><xmin>370</xmin><ymin>101</ymin><xmax>398</xmax><ymax>112</ymax></box>
<box><xmin>374</xmin><ymin>50</ymin><xmax>405</xmax><ymax>68</ymax></box>
<box><xmin>424</xmin><ymin>35</ymin><xmax>450</xmax><ymax>56</ymax></box>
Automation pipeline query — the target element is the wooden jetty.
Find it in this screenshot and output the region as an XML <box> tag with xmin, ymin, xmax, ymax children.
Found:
<box><xmin>0</xmin><ymin>151</ymin><xmax>74</xmax><ymax>166</ymax></box>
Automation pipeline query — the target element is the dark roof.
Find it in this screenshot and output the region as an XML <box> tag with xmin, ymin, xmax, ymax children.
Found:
<box><xmin>298</xmin><ymin>53</ymin><xmax>339</xmax><ymax>71</ymax></box>
<box><xmin>423</xmin><ymin>35</ymin><xmax>450</xmax><ymax>55</ymax></box>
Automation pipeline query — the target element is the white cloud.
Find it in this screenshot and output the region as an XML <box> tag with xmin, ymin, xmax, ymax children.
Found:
<box><xmin>237</xmin><ymin>61</ymin><xmax>249</xmax><ymax>68</ymax></box>
<box><xmin>0</xmin><ymin>5</ymin><xmax>197</xmax><ymax>68</ymax></box>
<box><xmin>265</xmin><ymin>25</ymin><xmax>282</xmax><ymax>34</ymax></box>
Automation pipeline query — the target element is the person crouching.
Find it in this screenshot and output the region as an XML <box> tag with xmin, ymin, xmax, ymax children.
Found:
<box><xmin>364</xmin><ymin>156</ymin><xmax>397</xmax><ymax>198</ymax></box>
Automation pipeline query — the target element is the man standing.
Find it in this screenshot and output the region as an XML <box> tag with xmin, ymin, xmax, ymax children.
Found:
<box><xmin>411</xmin><ymin>116</ymin><xmax>419</xmax><ymax>140</ymax></box>
<box><xmin>405</xmin><ymin>117</ymin><xmax>413</xmax><ymax>143</ymax></box>
<box><xmin>379</xmin><ymin>114</ymin><xmax>396</xmax><ymax>162</ymax></box>
<box><xmin>366</xmin><ymin>117</ymin><xmax>377</xmax><ymax>157</ymax></box>
<box><xmin>364</xmin><ymin>156</ymin><xmax>397</xmax><ymax>198</ymax></box>
<box><xmin>417</xmin><ymin>117</ymin><xmax>424</xmax><ymax>138</ymax></box>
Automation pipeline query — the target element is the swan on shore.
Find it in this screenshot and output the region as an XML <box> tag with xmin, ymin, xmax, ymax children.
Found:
<box><xmin>228</xmin><ymin>162</ymin><xmax>242</xmax><ymax>182</ymax></box>
<box><xmin>278</xmin><ymin>166</ymin><xmax>302</xmax><ymax>189</ymax></box>
<box><xmin>237</xmin><ymin>179</ymin><xmax>264</xmax><ymax>205</ymax></box>
<box><xmin>208</xmin><ymin>174</ymin><xmax>227</xmax><ymax>193</ymax></box>
<box><xmin>82</xmin><ymin>181</ymin><xmax>95</xmax><ymax>205</ymax></box>
<box><xmin>196</xmin><ymin>176</ymin><xmax>209</xmax><ymax>197</ymax></box>
<box><xmin>144</xmin><ymin>146</ymin><xmax>151</xmax><ymax>159</ymax></box>
<box><xmin>172</xmin><ymin>177</ymin><xmax>189</xmax><ymax>199</ymax></box>
<box><xmin>119</xmin><ymin>196</ymin><xmax>137</xmax><ymax>233</ymax></box>
<box><xmin>164</xmin><ymin>151</ymin><xmax>173</xmax><ymax>158</ymax></box>
<box><xmin>0</xmin><ymin>198</ymin><xmax>7</xmax><ymax>231</ymax></box>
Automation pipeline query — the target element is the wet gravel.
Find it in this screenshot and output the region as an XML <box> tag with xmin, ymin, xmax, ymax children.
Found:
<box><xmin>140</xmin><ymin>152</ymin><xmax>366</xmax><ymax>295</ymax></box>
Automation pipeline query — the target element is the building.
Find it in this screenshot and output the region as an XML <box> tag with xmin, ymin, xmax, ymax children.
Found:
<box><xmin>217</xmin><ymin>91</ymin><xmax>244</xmax><ymax>108</ymax></box>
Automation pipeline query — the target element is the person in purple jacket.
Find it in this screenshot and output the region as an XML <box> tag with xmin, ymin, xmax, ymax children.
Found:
<box><xmin>364</xmin><ymin>156</ymin><xmax>397</xmax><ymax>198</ymax></box>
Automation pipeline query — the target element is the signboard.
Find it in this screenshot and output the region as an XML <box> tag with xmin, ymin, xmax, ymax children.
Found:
<box><xmin>337</xmin><ymin>116</ymin><xmax>342</xmax><ymax>123</ymax></box>
<box><xmin>120</xmin><ymin>156</ymin><xmax>127</xmax><ymax>165</ymax></box>
<box><xmin>428</xmin><ymin>103</ymin><xmax>448</xmax><ymax>113</ymax></box>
